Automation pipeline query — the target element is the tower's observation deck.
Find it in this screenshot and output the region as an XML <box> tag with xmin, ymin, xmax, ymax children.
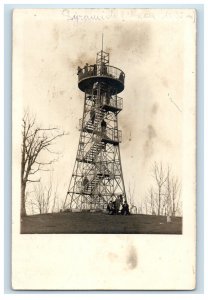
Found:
<box><xmin>77</xmin><ymin>51</ymin><xmax>125</xmax><ymax>94</ymax></box>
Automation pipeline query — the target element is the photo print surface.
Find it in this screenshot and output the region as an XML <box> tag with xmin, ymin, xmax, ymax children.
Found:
<box><xmin>12</xmin><ymin>8</ymin><xmax>196</xmax><ymax>290</ymax></box>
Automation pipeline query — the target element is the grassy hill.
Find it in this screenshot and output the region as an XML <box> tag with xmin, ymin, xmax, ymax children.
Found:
<box><xmin>21</xmin><ymin>212</ymin><xmax>182</xmax><ymax>234</ymax></box>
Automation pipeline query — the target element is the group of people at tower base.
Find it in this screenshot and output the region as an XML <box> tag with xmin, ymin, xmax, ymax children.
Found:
<box><xmin>107</xmin><ymin>195</ymin><xmax>130</xmax><ymax>215</ymax></box>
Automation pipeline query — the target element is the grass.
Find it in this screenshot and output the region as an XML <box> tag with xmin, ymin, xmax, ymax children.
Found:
<box><xmin>21</xmin><ymin>212</ymin><xmax>182</xmax><ymax>234</ymax></box>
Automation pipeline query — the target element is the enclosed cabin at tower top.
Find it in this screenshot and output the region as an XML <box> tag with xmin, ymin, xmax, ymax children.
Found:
<box><xmin>77</xmin><ymin>49</ymin><xmax>125</xmax><ymax>96</ymax></box>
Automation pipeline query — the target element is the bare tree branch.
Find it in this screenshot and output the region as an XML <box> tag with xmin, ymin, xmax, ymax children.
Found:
<box><xmin>145</xmin><ymin>162</ymin><xmax>182</xmax><ymax>217</ymax></box>
<box><xmin>21</xmin><ymin>110</ymin><xmax>67</xmax><ymax>217</ymax></box>
<box><xmin>27</xmin><ymin>179</ymin><xmax>40</xmax><ymax>183</ymax></box>
<box><xmin>32</xmin><ymin>175</ymin><xmax>59</xmax><ymax>214</ymax></box>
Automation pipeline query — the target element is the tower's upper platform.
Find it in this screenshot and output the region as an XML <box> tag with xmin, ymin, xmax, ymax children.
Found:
<box><xmin>77</xmin><ymin>50</ymin><xmax>125</xmax><ymax>94</ymax></box>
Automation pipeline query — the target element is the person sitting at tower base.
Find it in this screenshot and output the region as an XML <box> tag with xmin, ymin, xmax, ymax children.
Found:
<box><xmin>107</xmin><ymin>201</ymin><xmax>112</xmax><ymax>214</ymax></box>
<box><xmin>107</xmin><ymin>200</ymin><xmax>116</xmax><ymax>215</ymax></box>
<box><xmin>121</xmin><ymin>201</ymin><xmax>130</xmax><ymax>215</ymax></box>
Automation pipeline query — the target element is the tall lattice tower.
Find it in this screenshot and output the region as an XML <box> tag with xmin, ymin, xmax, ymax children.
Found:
<box><xmin>64</xmin><ymin>47</ymin><xmax>126</xmax><ymax>210</ymax></box>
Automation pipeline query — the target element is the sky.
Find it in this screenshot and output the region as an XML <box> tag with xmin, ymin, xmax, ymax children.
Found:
<box><xmin>13</xmin><ymin>8</ymin><xmax>196</xmax><ymax>212</ymax></box>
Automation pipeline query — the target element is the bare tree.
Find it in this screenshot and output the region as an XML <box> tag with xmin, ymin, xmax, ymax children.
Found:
<box><xmin>151</xmin><ymin>162</ymin><xmax>168</xmax><ymax>216</ymax></box>
<box><xmin>51</xmin><ymin>182</ymin><xmax>58</xmax><ymax>213</ymax></box>
<box><xmin>148</xmin><ymin>186</ymin><xmax>156</xmax><ymax>215</ymax></box>
<box><xmin>143</xmin><ymin>198</ymin><xmax>149</xmax><ymax>215</ymax></box>
<box><xmin>141</xmin><ymin>187</ymin><xmax>155</xmax><ymax>215</ymax></box>
<box><xmin>33</xmin><ymin>183</ymin><xmax>46</xmax><ymax>214</ymax></box>
<box><xmin>145</xmin><ymin>162</ymin><xmax>182</xmax><ymax>217</ymax></box>
<box><xmin>127</xmin><ymin>181</ymin><xmax>138</xmax><ymax>214</ymax></box>
<box><xmin>25</xmin><ymin>190</ymin><xmax>35</xmax><ymax>215</ymax></box>
<box><xmin>163</xmin><ymin>166</ymin><xmax>171</xmax><ymax>216</ymax></box>
<box><xmin>170</xmin><ymin>177</ymin><xmax>181</xmax><ymax>216</ymax></box>
<box><xmin>31</xmin><ymin>177</ymin><xmax>59</xmax><ymax>215</ymax></box>
<box><xmin>21</xmin><ymin>111</ymin><xmax>65</xmax><ymax>217</ymax></box>
<box><xmin>162</xmin><ymin>167</ymin><xmax>182</xmax><ymax>217</ymax></box>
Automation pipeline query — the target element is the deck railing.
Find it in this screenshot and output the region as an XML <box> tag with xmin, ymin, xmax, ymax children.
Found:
<box><xmin>78</xmin><ymin>64</ymin><xmax>125</xmax><ymax>85</ymax></box>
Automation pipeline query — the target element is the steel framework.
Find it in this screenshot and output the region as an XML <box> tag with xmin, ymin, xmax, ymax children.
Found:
<box><xmin>64</xmin><ymin>49</ymin><xmax>126</xmax><ymax>210</ymax></box>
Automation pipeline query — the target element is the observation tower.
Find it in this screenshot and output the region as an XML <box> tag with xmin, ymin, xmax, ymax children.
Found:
<box><xmin>64</xmin><ymin>46</ymin><xmax>126</xmax><ymax>211</ymax></box>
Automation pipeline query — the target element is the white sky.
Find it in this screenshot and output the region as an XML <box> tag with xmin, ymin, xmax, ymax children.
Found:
<box><xmin>13</xmin><ymin>8</ymin><xmax>196</xmax><ymax>210</ymax></box>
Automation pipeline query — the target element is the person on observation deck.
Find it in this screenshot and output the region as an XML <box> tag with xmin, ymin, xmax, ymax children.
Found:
<box><xmin>77</xmin><ymin>66</ymin><xmax>82</xmax><ymax>75</ymax></box>
<box><xmin>84</xmin><ymin>63</ymin><xmax>89</xmax><ymax>76</ymax></box>
<box><xmin>101</xmin><ymin>62</ymin><xmax>107</xmax><ymax>76</ymax></box>
<box><xmin>93</xmin><ymin>64</ymin><xmax>97</xmax><ymax>76</ymax></box>
<box><xmin>119</xmin><ymin>71</ymin><xmax>125</xmax><ymax>82</ymax></box>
